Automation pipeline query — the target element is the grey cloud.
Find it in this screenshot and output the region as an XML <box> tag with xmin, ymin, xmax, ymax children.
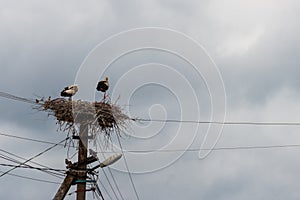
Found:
<box><xmin>1</xmin><ymin>0</ymin><xmax>300</xmax><ymax>199</ymax></box>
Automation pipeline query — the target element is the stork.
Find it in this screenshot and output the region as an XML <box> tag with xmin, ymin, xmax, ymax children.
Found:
<box><xmin>96</xmin><ymin>77</ymin><xmax>109</xmax><ymax>100</ymax></box>
<box><xmin>61</xmin><ymin>85</ymin><xmax>78</xmax><ymax>101</ymax></box>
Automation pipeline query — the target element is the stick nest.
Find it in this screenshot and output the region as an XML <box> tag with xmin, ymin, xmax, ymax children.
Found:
<box><xmin>34</xmin><ymin>97</ymin><xmax>130</xmax><ymax>139</ymax></box>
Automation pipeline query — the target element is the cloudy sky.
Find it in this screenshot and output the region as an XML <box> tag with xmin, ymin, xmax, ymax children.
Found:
<box><xmin>1</xmin><ymin>0</ymin><xmax>300</xmax><ymax>199</ymax></box>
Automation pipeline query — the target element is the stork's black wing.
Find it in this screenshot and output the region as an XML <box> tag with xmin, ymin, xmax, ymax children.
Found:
<box><xmin>61</xmin><ymin>90</ymin><xmax>72</xmax><ymax>97</ymax></box>
<box><xmin>96</xmin><ymin>81</ymin><xmax>109</xmax><ymax>92</ymax></box>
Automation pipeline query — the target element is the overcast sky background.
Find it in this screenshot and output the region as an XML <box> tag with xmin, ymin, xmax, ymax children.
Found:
<box><xmin>1</xmin><ymin>0</ymin><xmax>300</xmax><ymax>199</ymax></box>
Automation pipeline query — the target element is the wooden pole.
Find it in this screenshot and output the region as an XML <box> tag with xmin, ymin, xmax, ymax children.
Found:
<box><xmin>53</xmin><ymin>171</ymin><xmax>76</xmax><ymax>200</ymax></box>
<box><xmin>53</xmin><ymin>126</ymin><xmax>98</xmax><ymax>199</ymax></box>
<box><xmin>76</xmin><ymin>124</ymin><xmax>88</xmax><ymax>200</ymax></box>
<box><xmin>53</xmin><ymin>156</ymin><xmax>98</xmax><ymax>200</ymax></box>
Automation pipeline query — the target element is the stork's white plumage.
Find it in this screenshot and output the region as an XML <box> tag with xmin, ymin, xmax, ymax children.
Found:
<box><xmin>61</xmin><ymin>85</ymin><xmax>78</xmax><ymax>98</ymax></box>
<box><xmin>96</xmin><ymin>77</ymin><xmax>109</xmax><ymax>100</ymax></box>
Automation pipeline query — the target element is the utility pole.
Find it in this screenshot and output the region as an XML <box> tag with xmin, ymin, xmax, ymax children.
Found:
<box><xmin>53</xmin><ymin>171</ymin><xmax>76</xmax><ymax>200</ymax></box>
<box><xmin>53</xmin><ymin>156</ymin><xmax>98</xmax><ymax>200</ymax></box>
<box><xmin>52</xmin><ymin>110</ymin><xmax>122</xmax><ymax>200</ymax></box>
<box><xmin>76</xmin><ymin>124</ymin><xmax>88</xmax><ymax>200</ymax></box>
<box><xmin>53</xmin><ymin>124</ymin><xmax>93</xmax><ymax>200</ymax></box>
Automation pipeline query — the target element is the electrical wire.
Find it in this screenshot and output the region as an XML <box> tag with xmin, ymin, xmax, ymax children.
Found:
<box><xmin>7</xmin><ymin>143</ymin><xmax>297</xmax><ymax>186</ymax></box>
<box><xmin>4</xmin><ymin>91</ymin><xmax>300</xmax><ymax>198</ymax></box>
<box><xmin>95</xmin><ymin>183</ymin><xmax>105</xmax><ymax>200</ymax></box>
<box><xmin>2</xmin><ymin>128</ymin><xmax>300</xmax><ymax>154</ymax></box>
<box><xmin>0</xmin><ymin>137</ymin><xmax>68</xmax><ymax>178</ymax></box>
<box><xmin>0</xmin><ymin>163</ymin><xmax>65</xmax><ymax>173</ymax></box>
<box><xmin>0</xmin><ymin>170</ymin><xmax>61</xmax><ymax>184</ymax></box>
<box><xmin>0</xmin><ymin>91</ymin><xmax>36</xmax><ymax>104</ymax></box>
<box><xmin>0</xmin><ymin>152</ymin><xmax>64</xmax><ymax>179</ymax></box>
<box><xmin>96</xmin><ymin>138</ymin><xmax>125</xmax><ymax>200</ymax></box>
<box><xmin>0</xmin><ymin>148</ymin><xmax>65</xmax><ymax>178</ymax></box>
<box><xmin>107</xmin><ymin>167</ymin><xmax>124</xmax><ymax>200</ymax></box>
<box><xmin>2</xmin><ymin>91</ymin><xmax>300</xmax><ymax>127</ymax></box>
<box><xmin>116</xmin><ymin>135</ymin><xmax>140</xmax><ymax>200</ymax></box>
<box><xmin>89</xmin><ymin>174</ymin><xmax>104</xmax><ymax>200</ymax></box>
<box><xmin>134</xmin><ymin>118</ymin><xmax>300</xmax><ymax>126</ymax></box>
<box><xmin>0</xmin><ymin>131</ymin><xmax>66</xmax><ymax>146</ymax></box>
<box><xmin>99</xmin><ymin>180</ymin><xmax>113</xmax><ymax>200</ymax></box>
<box><xmin>102</xmin><ymin>168</ymin><xmax>119</xmax><ymax>200</ymax></box>
<box><xmin>0</xmin><ymin>144</ymin><xmax>62</xmax><ymax>171</ymax></box>
<box><xmin>94</xmin><ymin>143</ymin><xmax>300</xmax><ymax>154</ymax></box>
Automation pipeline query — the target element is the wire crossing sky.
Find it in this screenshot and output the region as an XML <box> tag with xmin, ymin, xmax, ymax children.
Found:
<box><xmin>1</xmin><ymin>91</ymin><xmax>300</xmax><ymax>126</ymax></box>
<box><xmin>135</xmin><ymin>118</ymin><xmax>300</xmax><ymax>126</ymax></box>
<box><xmin>0</xmin><ymin>138</ymin><xmax>68</xmax><ymax>178</ymax></box>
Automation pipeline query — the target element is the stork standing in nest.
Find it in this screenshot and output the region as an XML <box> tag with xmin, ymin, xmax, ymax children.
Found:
<box><xmin>61</xmin><ymin>85</ymin><xmax>78</xmax><ymax>101</ymax></box>
<box><xmin>96</xmin><ymin>77</ymin><xmax>109</xmax><ymax>101</ymax></box>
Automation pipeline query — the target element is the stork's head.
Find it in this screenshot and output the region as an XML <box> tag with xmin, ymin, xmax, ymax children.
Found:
<box><xmin>104</xmin><ymin>77</ymin><xmax>108</xmax><ymax>82</ymax></box>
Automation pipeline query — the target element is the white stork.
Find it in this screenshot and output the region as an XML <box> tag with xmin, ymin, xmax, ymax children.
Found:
<box><xmin>61</xmin><ymin>85</ymin><xmax>78</xmax><ymax>100</ymax></box>
<box><xmin>96</xmin><ymin>77</ymin><xmax>109</xmax><ymax>100</ymax></box>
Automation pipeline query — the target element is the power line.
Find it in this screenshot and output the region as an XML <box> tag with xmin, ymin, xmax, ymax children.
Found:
<box><xmin>94</xmin><ymin>183</ymin><xmax>105</xmax><ymax>200</ymax></box>
<box><xmin>0</xmin><ymin>137</ymin><xmax>68</xmax><ymax>178</ymax></box>
<box><xmin>2</xmin><ymin>90</ymin><xmax>300</xmax><ymax>127</ymax></box>
<box><xmin>0</xmin><ymin>163</ymin><xmax>65</xmax><ymax>172</ymax></box>
<box><xmin>99</xmin><ymin>180</ymin><xmax>113</xmax><ymax>200</ymax></box>
<box><xmin>0</xmin><ymin>131</ymin><xmax>66</xmax><ymax>146</ymax></box>
<box><xmin>0</xmin><ymin>170</ymin><xmax>61</xmax><ymax>184</ymax></box>
<box><xmin>116</xmin><ymin>135</ymin><xmax>140</xmax><ymax>200</ymax></box>
<box><xmin>0</xmin><ymin>148</ymin><xmax>65</xmax><ymax>178</ymax></box>
<box><xmin>1</xmin><ymin>91</ymin><xmax>300</xmax><ymax>127</ymax></box>
<box><xmin>95</xmin><ymin>143</ymin><xmax>300</xmax><ymax>154</ymax></box>
<box><xmin>107</xmin><ymin>167</ymin><xmax>124</xmax><ymax>200</ymax></box>
<box><xmin>0</xmin><ymin>91</ymin><xmax>36</xmax><ymax>104</ymax></box>
<box><xmin>4</xmin><ymin>128</ymin><xmax>300</xmax><ymax>154</ymax></box>
<box><xmin>0</xmin><ymin>152</ymin><xmax>64</xmax><ymax>179</ymax></box>
<box><xmin>96</xmin><ymin>138</ymin><xmax>125</xmax><ymax>200</ymax></box>
<box><xmin>102</xmin><ymin>168</ymin><xmax>119</xmax><ymax>200</ymax></box>
<box><xmin>0</xmin><ymin>163</ymin><xmax>65</xmax><ymax>173</ymax></box>
<box><xmin>134</xmin><ymin>118</ymin><xmax>300</xmax><ymax>126</ymax></box>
